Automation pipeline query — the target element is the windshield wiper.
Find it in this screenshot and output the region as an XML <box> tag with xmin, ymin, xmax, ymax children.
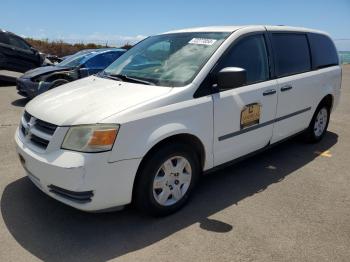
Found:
<box><xmin>109</xmin><ymin>74</ymin><xmax>155</xmax><ymax>86</ymax></box>
<box><xmin>97</xmin><ymin>72</ymin><xmax>123</xmax><ymax>81</ymax></box>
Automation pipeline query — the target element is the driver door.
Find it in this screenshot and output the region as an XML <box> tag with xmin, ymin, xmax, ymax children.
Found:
<box><xmin>213</xmin><ymin>33</ymin><xmax>278</xmax><ymax>166</ymax></box>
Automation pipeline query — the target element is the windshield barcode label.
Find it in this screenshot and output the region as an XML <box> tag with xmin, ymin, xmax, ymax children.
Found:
<box><xmin>188</xmin><ymin>38</ymin><xmax>217</xmax><ymax>46</ymax></box>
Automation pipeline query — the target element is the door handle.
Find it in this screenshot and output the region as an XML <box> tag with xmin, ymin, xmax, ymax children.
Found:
<box><xmin>281</xmin><ymin>85</ymin><xmax>293</xmax><ymax>92</ymax></box>
<box><xmin>263</xmin><ymin>89</ymin><xmax>277</xmax><ymax>96</ymax></box>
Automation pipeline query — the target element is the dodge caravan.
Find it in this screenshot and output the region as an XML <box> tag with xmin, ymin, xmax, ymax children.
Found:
<box><xmin>15</xmin><ymin>26</ymin><xmax>341</xmax><ymax>216</ymax></box>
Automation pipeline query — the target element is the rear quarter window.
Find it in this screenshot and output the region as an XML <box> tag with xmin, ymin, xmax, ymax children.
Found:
<box><xmin>271</xmin><ymin>33</ymin><xmax>311</xmax><ymax>77</ymax></box>
<box><xmin>308</xmin><ymin>33</ymin><xmax>339</xmax><ymax>69</ymax></box>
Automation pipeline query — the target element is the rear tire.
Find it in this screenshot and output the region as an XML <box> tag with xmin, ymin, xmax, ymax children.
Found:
<box><xmin>134</xmin><ymin>143</ymin><xmax>200</xmax><ymax>216</ymax></box>
<box><xmin>304</xmin><ymin>103</ymin><xmax>330</xmax><ymax>143</ymax></box>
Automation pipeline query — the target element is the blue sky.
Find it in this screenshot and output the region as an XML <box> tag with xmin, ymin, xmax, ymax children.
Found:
<box><xmin>1</xmin><ymin>0</ymin><xmax>350</xmax><ymax>50</ymax></box>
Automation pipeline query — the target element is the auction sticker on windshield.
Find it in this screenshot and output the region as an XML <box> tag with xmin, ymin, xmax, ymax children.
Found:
<box><xmin>189</xmin><ymin>38</ymin><xmax>217</xmax><ymax>45</ymax></box>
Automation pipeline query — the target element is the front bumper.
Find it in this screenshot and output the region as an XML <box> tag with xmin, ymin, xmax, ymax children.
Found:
<box><xmin>16</xmin><ymin>78</ymin><xmax>52</xmax><ymax>98</ymax></box>
<box><xmin>15</xmin><ymin>128</ymin><xmax>141</xmax><ymax>212</ymax></box>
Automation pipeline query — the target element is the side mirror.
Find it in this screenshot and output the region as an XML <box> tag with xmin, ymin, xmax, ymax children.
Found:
<box><xmin>217</xmin><ymin>67</ymin><xmax>247</xmax><ymax>90</ymax></box>
<box><xmin>79</xmin><ymin>67</ymin><xmax>90</xmax><ymax>77</ymax></box>
<box><xmin>30</xmin><ymin>47</ymin><xmax>38</xmax><ymax>54</ymax></box>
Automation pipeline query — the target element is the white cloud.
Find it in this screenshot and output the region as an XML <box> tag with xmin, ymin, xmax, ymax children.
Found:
<box><xmin>55</xmin><ymin>32</ymin><xmax>146</xmax><ymax>47</ymax></box>
<box><xmin>21</xmin><ymin>29</ymin><xmax>147</xmax><ymax>47</ymax></box>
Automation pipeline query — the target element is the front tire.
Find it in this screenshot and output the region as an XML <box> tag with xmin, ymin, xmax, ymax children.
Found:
<box><xmin>134</xmin><ymin>143</ymin><xmax>200</xmax><ymax>216</ymax></box>
<box><xmin>304</xmin><ymin>104</ymin><xmax>330</xmax><ymax>143</ymax></box>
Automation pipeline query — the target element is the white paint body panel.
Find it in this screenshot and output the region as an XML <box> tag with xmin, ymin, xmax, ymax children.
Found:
<box><xmin>15</xmin><ymin>25</ymin><xmax>342</xmax><ymax>211</ymax></box>
<box><xmin>271</xmin><ymin>66</ymin><xmax>342</xmax><ymax>143</ymax></box>
<box><xmin>213</xmin><ymin>79</ymin><xmax>278</xmax><ymax>166</ymax></box>
<box><xmin>26</xmin><ymin>76</ymin><xmax>172</xmax><ymax>126</ymax></box>
<box><xmin>15</xmin><ymin>128</ymin><xmax>141</xmax><ymax>211</ymax></box>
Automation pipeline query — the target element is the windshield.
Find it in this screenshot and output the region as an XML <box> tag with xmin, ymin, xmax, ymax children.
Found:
<box><xmin>103</xmin><ymin>32</ymin><xmax>230</xmax><ymax>87</ymax></box>
<box><xmin>57</xmin><ymin>52</ymin><xmax>93</xmax><ymax>67</ymax></box>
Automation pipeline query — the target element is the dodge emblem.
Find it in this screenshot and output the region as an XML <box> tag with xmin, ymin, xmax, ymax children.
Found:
<box><xmin>24</xmin><ymin>122</ymin><xmax>33</xmax><ymax>138</ymax></box>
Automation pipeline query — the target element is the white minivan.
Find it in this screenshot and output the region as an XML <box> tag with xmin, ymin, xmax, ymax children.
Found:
<box><xmin>15</xmin><ymin>25</ymin><xmax>341</xmax><ymax>216</ymax></box>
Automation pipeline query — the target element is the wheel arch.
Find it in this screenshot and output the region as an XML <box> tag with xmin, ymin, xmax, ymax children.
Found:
<box><xmin>142</xmin><ymin>132</ymin><xmax>205</xmax><ymax>172</ymax></box>
<box><xmin>305</xmin><ymin>93</ymin><xmax>333</xmax><ymax>143</ymax></box>
<box><xmin>308</xmin><ymin>93</ymin><xmax>333</xmax><ymax>127</ymax></box>
<box><xmin>45</xmin><ymin>72</ymin><xmax>74</xmax><ymax>83</ymax></box>
<box><xmin>319</xmin><ymin>94</ymin><xmax>334</xmax><ymax>112</ymax></box>
<box><xmin>310</xmin><ymin>94</ymin><xmax>333</xmax><ymax>124</ymax></box>
<box><xmin>131</xmin><ymin>132</ymin><xmax>206</xmax><ymax>201</ymax></box>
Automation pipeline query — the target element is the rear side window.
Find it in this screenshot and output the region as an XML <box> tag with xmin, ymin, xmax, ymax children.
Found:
<box><xmin>308</xmin><ymin>33</ymin><xmax>339</xmax><ymax>69</ymax></box>
<box><xmin>102</xmin><ymin>51</ymin><xmax>124</xmax><ymax>64</ymax></box>
<box><xmin>85</xmin><ymin>52</ymin><xmax>121</xmax><ymax>69</ymax></box>
<box><xmin>217</xmin><ymin>34</ymin><xmax>269</xmax><ymax>84</ymax></box>
<box><xmin>271</xmin><ymin>33</ymin><xmax>311</xmax><ymax>77</ymax></box>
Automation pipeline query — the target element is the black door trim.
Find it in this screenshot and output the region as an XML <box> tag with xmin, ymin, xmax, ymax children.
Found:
<box><xmin>218</xmin><ymin>107</ymin><xmax>311</xmax><ymax>141</ymax></box>
<box><xmin>205</xmin><ymin>128</ymin><xmax>308</xmax><ymax>175</ymax></box>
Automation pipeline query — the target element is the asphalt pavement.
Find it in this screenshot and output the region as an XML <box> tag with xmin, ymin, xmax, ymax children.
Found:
<box><xmin>0</xmin><ymin>66</ymin><xmax>349</xmax><ymax>262</ymax></box>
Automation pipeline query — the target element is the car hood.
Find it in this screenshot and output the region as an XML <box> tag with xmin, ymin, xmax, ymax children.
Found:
<box><xmin>25</xmin><ymin>76</ymin><xmax>172</xmax><ymax>126</ymax></box>
<box><xmin>21</xmin><ymin>65</ymin><xmax>73</xmax><ymax>79</ymax></box>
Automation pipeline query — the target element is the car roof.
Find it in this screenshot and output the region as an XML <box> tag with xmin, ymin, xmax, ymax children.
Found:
<box><xmin>82</xmin><ymin>48</ymin><xmax>126</xmax><ymax>55</ymax></box>
<box><xmin>0</xmin><ymin>29</ymin><xmax>11</xmax><ymax>34</ymax></box>
<box><xmin>68</xmin><ymin>48</ymin><xmax>125</xmax><ymax>60</ymax></box>
<box><xmin>163</xmin><ymin>26</ymin><xmax>245</xmax><ymax>33</ymax></box>
<box><xmin>163</xmin><ymin>25</ymin><xmax>328</xmax><ymax>35</ymax></box>
<box><xmin>69</xmin><ymin>48</ymin><xmax>125</xmax><ymax>63</ymax></box>
<box><xmin>0</xmin><ymin>29</ymin><xmax>25</xmax><ymax>37</ymax></box>
<box><xmin>93</xmin><ymin>48</ymin><xmax>126</xmax><ymax>52</ymax></box>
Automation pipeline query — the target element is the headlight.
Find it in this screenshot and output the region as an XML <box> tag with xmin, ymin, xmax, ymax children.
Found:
<box><xmin>62</xmin><ymin>124</ymin><xmax>119</xmax><ymax>152</ymax></box>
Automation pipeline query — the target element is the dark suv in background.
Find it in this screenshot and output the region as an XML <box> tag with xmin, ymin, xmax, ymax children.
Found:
<box><xmin>0</xmin><ymin>29</ymin><xmax>42</xmax><ymax>72</ymax></box>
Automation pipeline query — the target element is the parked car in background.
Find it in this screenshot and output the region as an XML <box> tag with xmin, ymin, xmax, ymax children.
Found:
<box><xmin>16</xmin><ymin>48</ymin><xmax>126</xmax><ymax>98</ymax></box>
<box><xmin>60</xmin><ymin>49</ymin><xmax>96</xmax><ymax>61</ymax></box>
<box><xmin>42</xmin><ymin>54</ymin><xmax>63</xmax><ymax>65</ymax></box>
<box><xmin>0</xmin><ymin>29</ymin><xmax>43</xmax><ymax>72</ymax></box>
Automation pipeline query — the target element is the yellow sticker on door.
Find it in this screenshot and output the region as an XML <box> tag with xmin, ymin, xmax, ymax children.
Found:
<box><xmin>240</xmin><ymin>103</ymin><xmax>261</xmax><ymax>129</ymax></box>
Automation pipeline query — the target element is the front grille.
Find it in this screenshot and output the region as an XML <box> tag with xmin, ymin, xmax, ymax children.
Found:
<box><xmin>35</xmin><ymin>119</ymin><xmax>57</xmax><ymax>135</ymax></box>
<box><xmin>20</xmin><ymin>111</ymin><xmax>57</xmax><ymax>150</ymax></box>
<box><xmin>23</xmin><ymin>111</ymin><xmax>31</xmax><ymax>122</ymax></box>
<box><xmin>48</xmin><ymin>185</ymin><xmax>93</xmax><ymax>203</ymax></box>
<box><xmin>30</xmin><ymin>134</ymin><xmax>49</xmax><ymax>148</ymax></box>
